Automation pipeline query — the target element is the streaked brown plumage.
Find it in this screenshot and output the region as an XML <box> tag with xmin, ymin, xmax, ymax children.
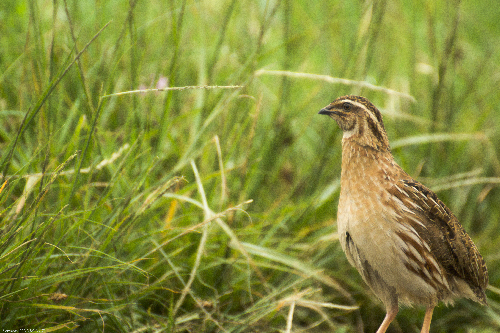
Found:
<box><xmin>319</xmin><ymin>95</ymin><xmax>488</xmax><ymax>333</ymax></box>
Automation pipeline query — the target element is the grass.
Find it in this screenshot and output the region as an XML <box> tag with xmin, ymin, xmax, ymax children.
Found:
<box><xmin>1</xmin><ymin>0</ymin><xmax>500</xmax><ymax>332</ymax></box>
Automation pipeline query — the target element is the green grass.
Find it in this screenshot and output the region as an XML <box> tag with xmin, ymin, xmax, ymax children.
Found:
<box><xmin>1</xmin><ymin>0</ymin><xmax>500</xmax><ymax>332</ymax></box>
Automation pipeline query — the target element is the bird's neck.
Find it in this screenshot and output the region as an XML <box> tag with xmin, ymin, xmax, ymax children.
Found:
<box><xmin>340</xmin><ymin>139</ymin><xmax>395</xmax><ymax>185</ymax></box>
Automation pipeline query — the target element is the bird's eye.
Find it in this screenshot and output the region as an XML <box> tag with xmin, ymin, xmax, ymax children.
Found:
<box><xmin>343</xmin><ymin>102</ymin><xmax>352</xmax><ymax>111</ymax></box>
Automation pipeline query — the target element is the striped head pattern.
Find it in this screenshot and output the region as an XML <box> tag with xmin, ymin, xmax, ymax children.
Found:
<box><xmin>319</xmin><ymin>95</ymin><xmax>390</xmax><ymax>151</ymax></box>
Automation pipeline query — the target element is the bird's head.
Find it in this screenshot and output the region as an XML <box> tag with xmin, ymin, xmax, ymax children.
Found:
<box><xmin>319</xmin><ymin>95</ymin><xmax>390</xmax><ymax>151</ymax></box>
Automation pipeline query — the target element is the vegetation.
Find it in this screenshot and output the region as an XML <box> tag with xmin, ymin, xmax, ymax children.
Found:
<box><xmin>1</xmin><ymin>0</ymin><xmax>499</xmax><ymax>332</ymax></box>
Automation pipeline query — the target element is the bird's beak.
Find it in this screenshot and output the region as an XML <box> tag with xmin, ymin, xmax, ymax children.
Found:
<box><xmin>318</xmin><ymin>105</ymin><xmax>335</xmax><ymax>115</ymax></box>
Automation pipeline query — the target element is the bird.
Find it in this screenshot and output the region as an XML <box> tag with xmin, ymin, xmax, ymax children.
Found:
<box><xmin>318</xmin><ymin>95</ymin><xmax>488</xmax><ymax>333</ymax></box>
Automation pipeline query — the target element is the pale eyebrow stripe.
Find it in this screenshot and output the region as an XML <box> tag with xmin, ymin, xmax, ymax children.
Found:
<box><xmin>338</xmin><ymin>99</ymin><xmax>381</xmax><ymax>129</ymax></box>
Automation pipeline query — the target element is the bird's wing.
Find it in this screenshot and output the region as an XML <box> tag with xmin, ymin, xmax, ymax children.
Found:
<box><xmin>387</xmin><ymin>179</ymin><xmax>488</xmax><ymax>302</ymax></box>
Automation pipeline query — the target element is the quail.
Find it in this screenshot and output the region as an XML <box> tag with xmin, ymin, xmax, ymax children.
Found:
<box><xmin>319</xmin><ymin>95</ymin><xmax>488</xmax><ymax>333</ymax></box>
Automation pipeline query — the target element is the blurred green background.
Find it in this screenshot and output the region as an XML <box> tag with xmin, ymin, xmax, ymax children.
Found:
<box><xmin>1</xmin><ymin>0</ymin><xmax>499</xmax><ymax>332</ymax></box>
